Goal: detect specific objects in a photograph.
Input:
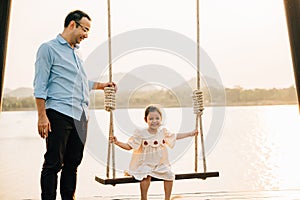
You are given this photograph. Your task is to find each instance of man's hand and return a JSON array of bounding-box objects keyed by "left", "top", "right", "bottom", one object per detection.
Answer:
[
  {"left": 38, "top": 113, "right": 51, "bottom": 138},
  {"left": 104, "top": 82, "right": 117, "bottom": 92},
  {"left": 94, "top": 82, "right": 117, "bottom": 91},
  {"left": 35, "top": 98, "right": 51, "bottom": 138}
]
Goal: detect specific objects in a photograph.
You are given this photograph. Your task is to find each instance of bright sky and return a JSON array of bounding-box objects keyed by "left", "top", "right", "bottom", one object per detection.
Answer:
[{"left": 4, "top": 0, "right": 295, "bottom": 90}]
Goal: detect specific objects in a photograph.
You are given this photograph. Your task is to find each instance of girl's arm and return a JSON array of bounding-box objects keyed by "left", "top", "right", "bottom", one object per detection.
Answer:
[
  {"left": 110, "top": 136, "right": 132, "bottom": 150},
  {"left": 176, "top": 129, "right": 198, "bottom": 140}
]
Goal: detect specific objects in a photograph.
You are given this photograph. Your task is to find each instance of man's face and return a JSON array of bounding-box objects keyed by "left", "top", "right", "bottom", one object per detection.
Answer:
[{"left": 74, "top": 17, "right": 91, "bottom": 44}]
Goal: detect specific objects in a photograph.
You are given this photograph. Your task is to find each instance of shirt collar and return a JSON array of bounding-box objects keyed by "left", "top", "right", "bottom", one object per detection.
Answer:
[{"left": 56, "top": 34, "right": 80, "bottom": 49}]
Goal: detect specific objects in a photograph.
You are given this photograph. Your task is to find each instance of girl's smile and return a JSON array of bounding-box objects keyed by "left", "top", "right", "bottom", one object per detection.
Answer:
[{"left": 146, "top": 111, "right": 162, "bottom": 133}]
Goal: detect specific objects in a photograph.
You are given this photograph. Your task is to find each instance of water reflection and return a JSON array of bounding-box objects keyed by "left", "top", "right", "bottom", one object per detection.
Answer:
[
  {"left": 237, "top": 106, "right": 300, "bottom": 191},
  {"left": 1, "top": 106, "right": 300, "bottom": 199}
]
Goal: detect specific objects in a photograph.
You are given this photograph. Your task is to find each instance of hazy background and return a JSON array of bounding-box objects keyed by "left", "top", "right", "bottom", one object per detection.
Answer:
[{"left": 4, "top": 0, "right": 295, "bottom": 90}]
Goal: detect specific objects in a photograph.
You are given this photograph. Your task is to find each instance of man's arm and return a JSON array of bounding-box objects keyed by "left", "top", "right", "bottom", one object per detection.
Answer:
[
  {"left": 92, "top": 82, "right": 117, "bottom": 91},
  {"left": 35, "top": 98, "right": 51, "bottom": 138}
]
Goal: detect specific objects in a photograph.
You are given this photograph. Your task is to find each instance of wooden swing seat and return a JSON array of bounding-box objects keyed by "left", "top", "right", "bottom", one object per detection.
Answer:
[{"left": 95, "top": 171, "right": 219, "bottom": 185}]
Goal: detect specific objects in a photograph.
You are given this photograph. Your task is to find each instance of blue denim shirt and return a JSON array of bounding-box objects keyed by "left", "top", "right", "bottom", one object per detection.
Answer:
[{"left": 34, "top": 34, "right": 94, "bottom": 120}]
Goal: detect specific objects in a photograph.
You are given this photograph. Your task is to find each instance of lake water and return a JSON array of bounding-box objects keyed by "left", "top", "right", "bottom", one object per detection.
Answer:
[{"left": 0, "top": 105, "right": 300, "bottom": 199}]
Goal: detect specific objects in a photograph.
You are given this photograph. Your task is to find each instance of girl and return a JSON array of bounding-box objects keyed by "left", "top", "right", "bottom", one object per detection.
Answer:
[{"left": 110, "top": 105, "right": 198, "bottom": 200}]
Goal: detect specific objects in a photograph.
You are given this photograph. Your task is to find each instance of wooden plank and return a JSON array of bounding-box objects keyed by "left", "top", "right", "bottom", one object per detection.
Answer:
[
  {"left": 175, "top": 172, "right": 219, "bottom": 180},
  {"left": 95, "top": 172, "right": 219, "bottom": 185}
]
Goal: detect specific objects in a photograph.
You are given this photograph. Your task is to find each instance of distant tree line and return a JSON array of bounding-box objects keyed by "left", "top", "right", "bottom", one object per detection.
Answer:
[
  {"left": 2, "top": 86, "right": 297, "bottom": 111},
  {"left": 225, "top": 86, "right": 297, "bottom": 105},
  {"left": 2, "top": 96, "right": 36, "bottom": 111}
]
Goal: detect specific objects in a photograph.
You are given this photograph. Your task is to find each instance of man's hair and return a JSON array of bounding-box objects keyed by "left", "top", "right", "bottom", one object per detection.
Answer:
[{"left": 64, "top": 10, "right": 91, "bottom": 27}]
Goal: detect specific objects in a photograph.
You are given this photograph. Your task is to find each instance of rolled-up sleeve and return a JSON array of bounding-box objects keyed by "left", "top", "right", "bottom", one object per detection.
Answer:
[
  {"left": 33, "top": 43, "right": 53, "bottom": 99},
  {"left": 88, "top": 80, "right": 95, "bottom": 90}
]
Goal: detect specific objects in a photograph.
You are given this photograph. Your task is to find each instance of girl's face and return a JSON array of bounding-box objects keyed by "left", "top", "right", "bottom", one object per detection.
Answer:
[{"left": 145, "top": 111, "right": 162, "bottom": 131}]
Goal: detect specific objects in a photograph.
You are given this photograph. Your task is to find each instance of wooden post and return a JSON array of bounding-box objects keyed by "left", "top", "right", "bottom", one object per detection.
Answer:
[
  {"left": 283, "top": 0, "right": 300, "bottom": 112},
  {"left": 0, "top": 0, "right": 12, "bottom": 111}
]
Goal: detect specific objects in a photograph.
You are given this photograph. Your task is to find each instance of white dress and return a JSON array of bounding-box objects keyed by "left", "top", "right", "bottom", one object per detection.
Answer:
[{"left": 126, "top": 126, "right": 176, "bottom": 181}]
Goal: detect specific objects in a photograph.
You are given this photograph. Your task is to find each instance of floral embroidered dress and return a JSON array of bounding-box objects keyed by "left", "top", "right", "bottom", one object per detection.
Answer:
[{"left": 126, "top": 126, "right": 176, "bottom": 181}]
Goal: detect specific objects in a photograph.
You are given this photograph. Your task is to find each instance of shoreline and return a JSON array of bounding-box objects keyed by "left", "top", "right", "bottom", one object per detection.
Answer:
[{"left": 1, "top": 102, "right": 298, "bottom": 112}]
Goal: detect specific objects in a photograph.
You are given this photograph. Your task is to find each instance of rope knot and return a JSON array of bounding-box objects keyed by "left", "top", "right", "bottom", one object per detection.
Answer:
[
  {"left": 104, "top": 86, "right": 116, "bottom": 111},
  {"left": 192, "top": 89, "right": 204, "bottom": 115}
]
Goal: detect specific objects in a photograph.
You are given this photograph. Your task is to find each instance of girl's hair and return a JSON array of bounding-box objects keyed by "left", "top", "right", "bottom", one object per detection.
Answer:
[
  {"left": 64, "top": 10, "right": 91, "bottom": 27},
  {"left": 144, "top": 105, "right": 162, "bottom": 121}
]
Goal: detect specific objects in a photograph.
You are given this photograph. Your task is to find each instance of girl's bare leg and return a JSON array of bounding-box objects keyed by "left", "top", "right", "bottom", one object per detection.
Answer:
[
  {"left": 164, "top": 180, "right": 173, "bottom": 200},
  {"left": 140, "top": 176, "right": 151, "bottom": 200}
]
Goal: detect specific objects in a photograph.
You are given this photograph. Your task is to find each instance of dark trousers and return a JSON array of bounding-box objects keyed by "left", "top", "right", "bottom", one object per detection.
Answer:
[{"left": 41, "top": 109, "right": 87, "bottom": 200}]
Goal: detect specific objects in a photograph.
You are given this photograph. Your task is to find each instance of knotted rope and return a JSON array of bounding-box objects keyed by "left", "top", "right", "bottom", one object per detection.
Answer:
[
  {"left": 192, "top": 89, "right": 204, "bottom": 115},
  {"left": 104, "top": 87, "right": 116, "bottom": 111}
]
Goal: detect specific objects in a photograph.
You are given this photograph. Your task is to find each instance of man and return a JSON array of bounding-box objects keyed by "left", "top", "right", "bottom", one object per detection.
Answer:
[{"left": 33, "top": 10, "right": 116, "bottom": 200}]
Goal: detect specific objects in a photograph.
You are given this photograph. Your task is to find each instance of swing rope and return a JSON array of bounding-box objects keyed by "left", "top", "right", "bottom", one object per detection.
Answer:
[
  {"left": 192, "top": 0, "right": 207, "bottom": 174},
  {"left": 104, "top": 0, "right": 206, "bottom": 180},
  {"left": 105, "top": 0, "right": 116, "bottom": 179}
]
